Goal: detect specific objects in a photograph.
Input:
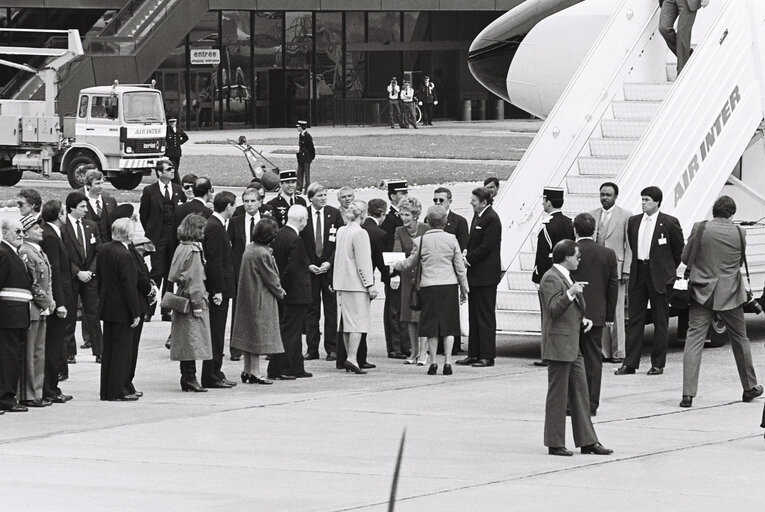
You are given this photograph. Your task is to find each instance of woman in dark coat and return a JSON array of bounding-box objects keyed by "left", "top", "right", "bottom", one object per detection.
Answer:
[
  {"left": 231, "top": 218, "right": 285, "bottom": 385},
  {"left": 168, "top": 214, "right": 212, "bottom": 392}
]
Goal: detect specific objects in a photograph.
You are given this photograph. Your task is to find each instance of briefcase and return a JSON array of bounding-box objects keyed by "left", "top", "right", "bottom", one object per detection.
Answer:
[{"left": 160, "top": 292, "right": 190, "bottom": 314}]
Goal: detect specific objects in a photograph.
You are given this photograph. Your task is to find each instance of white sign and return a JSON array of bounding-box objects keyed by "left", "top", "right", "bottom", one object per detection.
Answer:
[{"left": 190, "top": 49, "right": 220, "bottom": 65}]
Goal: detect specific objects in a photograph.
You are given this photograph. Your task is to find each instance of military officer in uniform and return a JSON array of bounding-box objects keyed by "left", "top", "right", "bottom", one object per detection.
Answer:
[
  {"left": 164, "top": 117, "right": 189, "bottom": 184},
  {"left": 268, "top": 170, "right": 307, "bottom": 227},
  {"left": 296, "top": 120, "right": 315, "bottom": 194},
  {"left": 532, "top": 187, "right": 574, "bottom": 367}
]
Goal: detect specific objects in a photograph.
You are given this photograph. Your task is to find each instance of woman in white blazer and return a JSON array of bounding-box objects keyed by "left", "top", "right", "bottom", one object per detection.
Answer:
[{"left": 333, "top": 201, "right": 378, "bottom": 374}]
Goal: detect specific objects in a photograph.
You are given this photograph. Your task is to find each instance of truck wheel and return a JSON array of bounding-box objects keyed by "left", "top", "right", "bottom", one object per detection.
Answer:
[
  {"left": 0, "top": 164, "right": 22, "bottom": 186},
  {"left": 108, "top": 173, "right": 143, "bottom": 190},
  {"left": 706, "top": 318, "right": 728, "bottom": 348},
  {"left": 68, "top": 155, "right": 98, "bottom": 189}
]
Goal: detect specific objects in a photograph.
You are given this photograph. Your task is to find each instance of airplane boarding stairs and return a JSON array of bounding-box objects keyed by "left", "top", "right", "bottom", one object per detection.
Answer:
[{"left": 493, "top": 0, "right": 765, "bottom": 335}]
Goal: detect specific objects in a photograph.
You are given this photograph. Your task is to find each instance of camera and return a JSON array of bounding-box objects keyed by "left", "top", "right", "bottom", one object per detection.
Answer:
[{"left": 743, "top": 289, "right": 763, "bottom": 315}]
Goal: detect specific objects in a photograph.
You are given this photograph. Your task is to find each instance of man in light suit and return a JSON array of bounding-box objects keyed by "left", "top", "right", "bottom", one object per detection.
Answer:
[
  {"left": 679, "top": 196, "right": 761, "bottom": 407},
  {"left": 78, "top": 168, "right": 117, "bottom": 243},
  {"left": 659, "top": 0, "right": 709, "bottom": 75},
  {"left": 540, "top": 240, "right": 612, "bottom": 456},
  {"left": 616, "top": 186, "right": 684, "bottom": 376},
  {"left": 571, "top": 213, "right": 618, "bottom": 416},
  {"left": 590, "top": 182, "right": 632, "bottom": 364}
]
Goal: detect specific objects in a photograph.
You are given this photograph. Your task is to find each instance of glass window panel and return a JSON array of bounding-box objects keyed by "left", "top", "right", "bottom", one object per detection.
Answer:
[
  {"left": 345, "top": 51, "right": 366, "bottom": 99},
  {"left": 254, "top": 11, "right": 283, "bottom": 68},
  {"left": 403, "top": 12, "right": 429, "bottom": 43},
  {"left": 368, "top": 12, "right": 400, "bottom": 44},
  {"left": 346, "top": 12, "right": 365, "bottom": 43},
  {"left": 316, "top": 12, "right": 343, "bottom": 97},
  {"left": 431, "top": 12, "right": 459, "bottom": 41},
  {"left": 285, "top": 12, "right": 312, "bottom": 45},
  {"left": 222, "top": 11, "right": 252, "bottom": 125}
]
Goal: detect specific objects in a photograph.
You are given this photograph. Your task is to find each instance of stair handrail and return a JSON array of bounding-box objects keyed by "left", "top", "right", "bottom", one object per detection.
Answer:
[
  {"left": 614, "top": 0, "right": 764, "bottom": 232},
  {"left": 130, "top": 0, "right": 181, "bottom": 48},
  {"left": 493, "top": 0, "right": 661, "bottom": 275},
  {"left": 101, "top": 0, "right": 149, "bottom": 37}
]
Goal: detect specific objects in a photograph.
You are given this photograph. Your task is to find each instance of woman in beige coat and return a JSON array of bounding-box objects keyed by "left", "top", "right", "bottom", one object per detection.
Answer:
[
  {"left": 333, "top": 201, "right": 378, "bottom": 374},
  {"left": 231, "top": 218, "right": 285, "bottom": 385},
  {"left": 168, "top": 214, "right": 212, "bottom": 392}
]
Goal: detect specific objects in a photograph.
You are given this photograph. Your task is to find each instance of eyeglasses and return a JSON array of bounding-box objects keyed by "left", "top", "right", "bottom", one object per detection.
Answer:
[
  {"left": 9, "top": 229, "right": 22, "bottom": 235},
  {"left": 182, "top": 184, "right": 194, "bottom": 190},
  {"left": 433, "top": 198, "right": 446, "bottom": 204}
]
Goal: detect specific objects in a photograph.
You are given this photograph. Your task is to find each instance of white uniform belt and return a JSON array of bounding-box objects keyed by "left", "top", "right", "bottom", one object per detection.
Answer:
[{"left": 0, "top": 287, "right": 33, "bottom": 302}]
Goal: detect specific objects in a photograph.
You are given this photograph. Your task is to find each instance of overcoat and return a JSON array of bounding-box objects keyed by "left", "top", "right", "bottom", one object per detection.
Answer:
[{"left": 168, "top": 242, "right": 212, "bottom": 361}]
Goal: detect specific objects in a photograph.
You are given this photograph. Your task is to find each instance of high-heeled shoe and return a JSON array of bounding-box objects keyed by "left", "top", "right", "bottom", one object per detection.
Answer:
[
  {"left": 241, "top": 372, "right": 251, "bottom": 384},
  {"left": 344, "top": 361, "right": 367, "bottom": 375},
  {"left": 180, "top": 377, "right": 207, "bottom": 392},
  {"left": 417, "top": 360, "right": 427, "bottom": 366},
  {"left": 427, "top": 363, "right": 438, "bottom": 375},
  {"left": 443, "top": 364, "right": 453, "bottom": 376},
  {"left": 404, "top": 357, "right": 416, "bottom": 365}
]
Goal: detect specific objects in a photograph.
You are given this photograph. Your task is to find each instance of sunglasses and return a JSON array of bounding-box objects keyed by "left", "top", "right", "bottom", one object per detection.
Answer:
[
  {"left": 433, "top": 198, "right": 447, "bottom": 203},
  {"left": 8, "top": 228, "right": 22, "bottom": 235},
  {"left": 182, "top": 184, "right": 194, "bottom": 190}
]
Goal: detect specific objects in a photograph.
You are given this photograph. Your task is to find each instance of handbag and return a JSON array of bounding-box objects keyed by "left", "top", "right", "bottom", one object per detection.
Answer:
[
  {"left": 160, "top": 292, "right": 190, "bottom": 314},
  {"left": 738, "top": 226, "right": 763, "bottom": 315},
  {"left": 408, "top": 233, "right": 427, "bottom": 311},
  {"left": 666, "top": 221, "right": 707, "bottom": 309}
]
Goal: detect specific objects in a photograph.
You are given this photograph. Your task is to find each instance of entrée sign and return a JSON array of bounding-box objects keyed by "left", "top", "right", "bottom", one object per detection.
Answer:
[{"left": 190, "top": 49, "right": 220, "bottom": 65}]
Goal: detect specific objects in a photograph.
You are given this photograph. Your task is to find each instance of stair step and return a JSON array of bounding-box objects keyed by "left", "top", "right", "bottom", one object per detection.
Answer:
[
  {"left": 566, "top": 175, "right": 616, "bottom": 195},
  {"left": 589, "top": 138, "right": 638, "bottom": 158},
  {"left": 497, "top": 290, "right": 541, "bottom": 311},
  {"left": 497, "top": 310, "right": 541, "bottom": 333},
  {"left": 623, "top": 82, "right": 672, "bottom": 101},
  {"left": 562, "top": 193, "right": 600, "bottom": 214},
  {"left": 578, "top": 157, "right": 627, "bottom": 175},
  {"left": 518, "top": 251, "right": 535, "bottom": 272},
  {"left": 666, "top": 62, "right": 678, "bottom": 82},
  {"left": 601, "top": 119, "right": 650, "bottom": 138},
  {"left": 505, "top": 270, "right": 537, "bottom": 291},
  {"left": 612, "top": 101, "right": 662, "bottom": 120}
]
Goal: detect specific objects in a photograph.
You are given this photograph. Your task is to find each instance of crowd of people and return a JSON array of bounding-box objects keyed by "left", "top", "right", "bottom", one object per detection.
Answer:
[{"left": 0, "top": 161, "right": 762, "bottom": 455}]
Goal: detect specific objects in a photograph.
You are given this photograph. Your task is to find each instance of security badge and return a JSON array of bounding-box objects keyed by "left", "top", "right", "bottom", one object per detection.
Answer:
[
  {"left": 90, "top": 234, "right": 97, "bottom": 244},
  {"left": 658, "top": 233, "right": 667, "bottom": 246},
  {"left": 328, "top": 225, "right": 337, "bottom": 243}
]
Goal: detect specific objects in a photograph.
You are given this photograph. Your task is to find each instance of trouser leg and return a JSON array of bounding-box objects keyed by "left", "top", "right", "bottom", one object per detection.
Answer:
[
  {"left": 321, "top": 275, "right": 337, "bottom": 355},
  {"left": 569, "top": 353, "right": 599, "bottom": 447},
  {"left": 625, "top": 266, "right": 650, "bottom": 369},
  {"left": 675, "top": 0, "right": 697, "bottom": 73},
  {"left": 580, "top": 326, "right": 603, "bottom": 411},
  {"left": 202, "top": 298, "right": 228, "bottom": 385},
  {"left": 648, "top": 280, "right": 670, "bottom": 369},
  {"left": 81, "top": 279, "right": 102, "bottom": 357},
  {"left": 305, "top": 273, "right": 323, "bottom": 356},
  {"left": 544, "top": 361, "right": 570, "bottom": 448},
  {"left": 659, "top": 0, "right": 679, "bottom": 56},
  {"left": 718, "top": 306, "right": 758, "bottom": 391},
  {"left": 682, "top": 300, "right": 711, "bottom": 397},
  {"left": 43, "top": 314, "right": 66, "bottom": 398}
]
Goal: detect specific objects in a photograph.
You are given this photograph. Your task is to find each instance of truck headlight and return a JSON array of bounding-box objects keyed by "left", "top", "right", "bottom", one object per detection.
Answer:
[
  {"left": 160, "top": 145, "right": 166, "bottom": 153},
  {"left": 125, "top": 146, "right": 134, "bottom": 154}
]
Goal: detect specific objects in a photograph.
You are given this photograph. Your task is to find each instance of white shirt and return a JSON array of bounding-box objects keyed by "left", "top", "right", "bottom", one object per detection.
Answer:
[
  {"left": 49, "top": 223, "right": 61, "bottom": 239},
  {"left": 477, "top": 205, "right": 490, "bottom": 218},
  {"left": 637, "top": 211, "right": 659, "bottom": 260},
  {"left": 553, "top": 263, "right": 576, "bottom": 302},
  {"left": 387, "top": 84, "right": 400, "bottom": 100},
  {"left": 281, "top": 192, "right": 296, "bottom": 205},
  {"left": 85, "top": 188, "right": 103, "bottom": 214},
  {"left": 68, "top": 214, "right": 87, "bottom": 253},
  {"left": 400, "top": 87, "right": 415, "bottom": 102},
  {"left": 160, "top": 182, "right": 173, "bottom": 199},
  {"left": 2, "top": 240, "right": 18, "bottom": 254},
  {"left": 212, "top": 212, "right": 227, "bottom": 229},
  {"left": 600, "top": 206, "right": 613, "bottom": 225},
  {"left": 245, "top": 211, "right": 261, "bottom": 245},
  {"left": 286, "top": 223, "right": 300, "bottom": 236}
]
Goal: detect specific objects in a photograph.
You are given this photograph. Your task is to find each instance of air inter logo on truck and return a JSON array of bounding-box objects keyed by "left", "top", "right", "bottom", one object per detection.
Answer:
[
  {"left": 127, "top": 126, "right": 164, "bottom": 137},
  {"left": 674, "top": 85, "right": 740, "bottom": 204}
]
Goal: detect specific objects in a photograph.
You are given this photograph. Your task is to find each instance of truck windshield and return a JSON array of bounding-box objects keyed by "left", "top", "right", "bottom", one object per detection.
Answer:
[{"left": 123, "top": 91, "right": 165, "bottom": 123}]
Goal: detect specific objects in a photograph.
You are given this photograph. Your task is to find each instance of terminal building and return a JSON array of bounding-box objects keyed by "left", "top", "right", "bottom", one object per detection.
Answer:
[{"left": 0, "top": 1, "right": 525, "bottom": 129}]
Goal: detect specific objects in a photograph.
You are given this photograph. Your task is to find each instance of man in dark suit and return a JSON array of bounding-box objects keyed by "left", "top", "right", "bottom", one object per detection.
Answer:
[
  {"left": 301, "top": 182, "right": 344, "bottom": 361},
  {"left": 616, "top": 186, "right": 684, "bottom": 376},
  {"left": 571, "top": 213, "right": 618, "bottom": 415},
  {"left": 268, "top": 170, "right": 307, "bottom": 227},
  {"left": 418, "top": 75, "right": 438, "bottom": 126},
  {"left": 139, "top": 160, "right": 186, "bottom": 321},
  {"left": 268, "top": 205, "right": 312, "bottom": 380},
  {"left": 61, "top": 191, "right": 103, "bottom": 366},
  {"left": 202, "top": 191, "right": 238, "bottom": 389},
  {"left": 433, "top": 186, "right": 469, "bottom": 354},
  {"left": 296, "top": 120, "right": 315, "bottom": 193},
  {"left": 457, "top": 187, "right": 502, "bottom": 367},
  {"left": 336, "top": 198, "right": 389, "bottom": 370},
  {"left": 0, "top": 219, "right": 34, "bottom": 413},
  {"left": 540, "top": 240, "right": 612, "bottom": 457},
  {"left": 39, "top": 200, "right": 74, "bottom": 404},
  {"left": 165, "top": 117, "right": 189, "bottom": 183},
  {"left": 96, "top": 218, "right": 142, "bottom": 401},
  {"left": 78, "top": 168, "right": 117, "bottom": 242},
  {"left": 379, "top": 179, "right": 410, "bottom": 359},
  {"left": 679, "top": 196, "right": 761, "bottom": 408},
  {"left": 173, "top": 177, "right": 213, "bottom": 231},
  {"left": 227, "top": 183, "right": 275, "bottom": 361}
]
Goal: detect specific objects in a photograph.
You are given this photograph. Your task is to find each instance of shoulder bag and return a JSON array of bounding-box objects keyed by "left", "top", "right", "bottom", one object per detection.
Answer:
[{"left": 738, "top": 226, "right": 763, "bottom": 315}]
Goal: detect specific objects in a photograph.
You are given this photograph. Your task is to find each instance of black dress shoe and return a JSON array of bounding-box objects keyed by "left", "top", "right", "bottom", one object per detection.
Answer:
[
  {"left": 614, "top": 366, "right": 635, "bottom": 375},
  {"left": 133, "top": 391, "right": 143, "bottom": 398},
  {"left": 206, "top": 380, "right": 234, "bottom": 389},
  {"left": 360, "top": 362, "right": 376, "bottom": 369},
  {"left": 20, "top": 399, "right": 47, "bottom": 408},
  {"left": 2, "top": 404, "right": 29, "bottom": 412},
  {"left": 611, "top": 357, "right": 624, "bottom": 364},
  {"left": 590, "top": 408, "right": 597, "bottom": 417},
  {"left": 241, "top": 372, "right": 251, "bottom": 383},
  {"left": 472, "top": 359, "right": 494, "bottom": 367},
  {"left": 303, "top": 352, "right": 320, "bottom": 360},
  {"left": 67, "top": 356, "right": 76, "bottom": 364},
  {"left": 161, "top": 314, "right": 172, "bottom": 322},
  {"left": 326, "top": 353, "right": 337, "bottom": 361},
  {"left": 533, "top": 360, "right": 548, "bottom": 367},
  {"left": 443, "top": 364, "right": 453, "bottom": 376},
  {"left": 647, "top": 366, "right": 664, "bottom": 375},
  {"left": 548, "top": 447, "right": 573, "bottom": 457},
  {"left": 250, "top": 376, "right": 273, "bottom": 385},
  {"left": 679, "top": 395, "right": 693, "bottom": 408},
  {"left": 268, "top": 374, "right": 297, "bottom": 380},
  {"left": 180, "top": 378, "right": 206, "bottom": 392},
  {"left": 581, "top": 443, "right": 613, "bottom": 455},
  {"left": 109, "top": 394, "right": 139, "bottom": 402},
  {"left": 80, "top": 342, "right": 91, "bottom": 349},
  {"left": 456, "top": 357, "right": 478, "bottom": 366},
  {"left": 221, "top": 378, "right": 238, "bottom": 387},
  {"left": 427, "top": 363, "right": 438, "bottom": 375},
  {"left": 388, "top": 351, "right": 407, "bottom": 360},
  {"left": 295, "top": 371, "right": 313, "bottom": 378},
  {"left": 743, "top": 385, "right": 764, "bottom": 402}
]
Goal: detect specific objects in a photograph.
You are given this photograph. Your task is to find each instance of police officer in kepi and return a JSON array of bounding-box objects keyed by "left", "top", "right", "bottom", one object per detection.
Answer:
[
  {"left": 267, "top": 169, "right": 307, "bottom": 227},
  {"left": 164, "top": 117, "right": 189, "bottom": 184},
  {"left": 296, "top": 120, "right": 315, "bottom": 194}
]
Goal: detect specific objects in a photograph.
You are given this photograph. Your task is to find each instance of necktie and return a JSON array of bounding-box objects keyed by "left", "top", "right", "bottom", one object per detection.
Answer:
[
  {"left": 471, "top": 215, "right": 478, "bottom": 232},
  {"left": 164, "top": 185, "right": 171, "bottom": 201},
  {"left": 315, "top": 210, "right": 323, "bottom": 257},
  {"left": 96, "top": 199, "right": 102, "bottom": 217},
  {"left": 596, "top": 211, "right": 610, "bottom": 245},
  {"left": 640, "top": 217, "right": 653, "bottom": 259},
  {"left": 290, "top": 197, "right": 294, "bottom": 207},
  {"left": 76, "top": 220, "right": 86, "bottom": 253},
  {"left": 249, "top": 216, "right": 255, "bottom": 244}
]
